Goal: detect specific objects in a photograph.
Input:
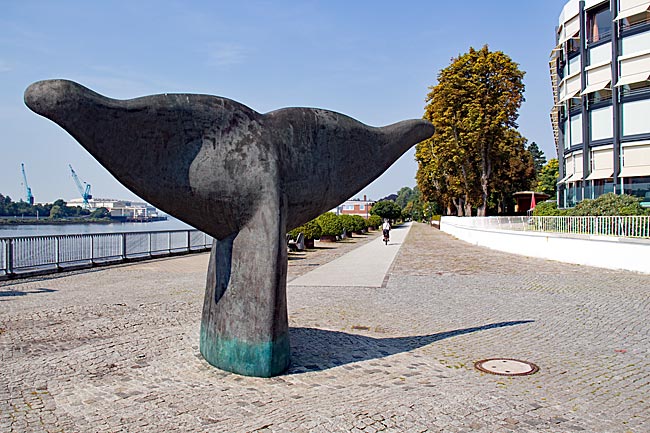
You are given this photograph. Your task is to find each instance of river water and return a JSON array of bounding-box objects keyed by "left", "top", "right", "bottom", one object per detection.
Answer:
[{"left": 0, "top": 216, "right": 194, "bottom": 238}]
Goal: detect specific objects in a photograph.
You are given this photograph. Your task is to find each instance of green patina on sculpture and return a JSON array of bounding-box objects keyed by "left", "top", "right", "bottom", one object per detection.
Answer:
[
  {"left": 24, "top": 79, "right": 434, "bottom": 377},
  {"left": 200, "top": 330, "right": 290, "bottom": 378}
]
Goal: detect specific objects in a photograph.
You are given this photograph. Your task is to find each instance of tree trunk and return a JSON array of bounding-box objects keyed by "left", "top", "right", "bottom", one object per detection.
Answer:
[
  {"left": 452, "top": 197, "right": 464, "bottom": 216},
  {"left": 464, "top": 194, "right": 472, "bottom": 217}
]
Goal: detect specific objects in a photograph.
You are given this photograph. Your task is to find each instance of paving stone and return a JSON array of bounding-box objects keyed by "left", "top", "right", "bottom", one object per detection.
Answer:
[{"left": 1, "top": 224, "right": 649, "bottom": 432}]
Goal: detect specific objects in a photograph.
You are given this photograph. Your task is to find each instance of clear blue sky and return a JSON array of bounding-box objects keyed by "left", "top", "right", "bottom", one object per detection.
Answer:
[{"left": 1, "top": 0, "right": 568, "bottom": 204}]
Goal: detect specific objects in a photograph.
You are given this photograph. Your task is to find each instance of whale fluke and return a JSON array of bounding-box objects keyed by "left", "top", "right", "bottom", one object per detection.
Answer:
[{"left": 25, "top": 79, "right": 434, "bottom": 377}]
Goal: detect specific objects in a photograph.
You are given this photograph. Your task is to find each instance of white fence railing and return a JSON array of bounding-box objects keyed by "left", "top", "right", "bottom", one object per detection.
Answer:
[
  {"left": 444, "top": 216, "right": 650, "bottom": 239},
  {"left": 0, "top": 229, "right": 213, "bottom": 279}
]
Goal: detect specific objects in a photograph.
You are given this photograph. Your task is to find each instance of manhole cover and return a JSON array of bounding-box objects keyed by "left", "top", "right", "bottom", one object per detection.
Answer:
[{"left": 474, "top": 358, "right": 539, "bottom": 376}]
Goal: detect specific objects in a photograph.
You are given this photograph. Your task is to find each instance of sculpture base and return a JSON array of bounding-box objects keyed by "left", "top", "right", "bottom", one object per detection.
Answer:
[{"left": 200, "top": 330, "right": 290, "bottom": 377}]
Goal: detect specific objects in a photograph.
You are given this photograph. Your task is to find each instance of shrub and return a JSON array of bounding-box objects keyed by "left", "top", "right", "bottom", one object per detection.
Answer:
[
  {"left": 569, "top": 193, "right": 646, "bottom": 216},
  {"left": 316, "top": 212, "right": 343, "bottom": 236},
  {"left": 532, "top": 201, "right": 564, "bottom": 216},
  {"left": 532, "top": 193, "right": 647, "bottom": 216},
  {"left": 339, "top": 214, "right": 367, "bottom": 234},
  {"left": 351, "top": 215, "right": 367, "bottom": 232},
  {"left": 288, "top": 218, "right": 321, "bottom": 240},
  {"left": 338, "top": 214, "right": 356, "bottom": 235},
  {"left": 367, "top": 214, "right": 382, "bottom": 229}
]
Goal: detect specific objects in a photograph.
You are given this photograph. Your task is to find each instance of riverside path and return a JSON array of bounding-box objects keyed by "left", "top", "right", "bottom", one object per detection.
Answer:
[{"left": 1, "top": 222, "right": 650, "bottom": 432}]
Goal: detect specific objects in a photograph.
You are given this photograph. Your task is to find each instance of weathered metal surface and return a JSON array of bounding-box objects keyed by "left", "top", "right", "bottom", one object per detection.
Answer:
[{"left": 24, "top": 79, "right": 434, "bottom": 376}]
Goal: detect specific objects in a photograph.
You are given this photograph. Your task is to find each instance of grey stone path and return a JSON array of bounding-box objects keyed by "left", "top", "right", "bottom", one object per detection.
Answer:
[
  {"left": 289, "top": 223, "right": 411, "bottom": 287},
  {"left": 1, "top": 223, "right": 650, "bottom": 432}
]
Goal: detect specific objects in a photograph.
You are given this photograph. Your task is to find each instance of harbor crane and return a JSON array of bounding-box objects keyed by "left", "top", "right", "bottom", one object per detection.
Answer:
[
  {"left": 21, "top": 163, "right": 34, "bottom": 205},
  {"left": 69, "top": 164, "right": 92, "bottom": 208}
]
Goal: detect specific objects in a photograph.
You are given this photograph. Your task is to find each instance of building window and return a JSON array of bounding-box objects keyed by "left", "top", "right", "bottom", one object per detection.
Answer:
[
  {"left": 588, "top": 6, "right": 612, "bottom": 43},
  {"left": 359, "top": 204, "right": 365, "bottom": 210},
  {"left": 593, "top": 179, "right": 615, "bottom": 198},
  {"left": 590, "top": 105, "right": 614, "bottom": 141},
  {"left": 620, "top": 80, "right": 650, "bottom": 98},
  {"left": 570, "top": 113, "right": 583, "bottom": 146},
  {"left": 621, "top": 11, "right": 650, "bottom": 32},
  {"left": 568, "top": 54, "right": 582, "bottom": 76},
  {"left": 588, "top": 42, "right": 612, "bottom": 65},
  {"left": 345, "top": 205, "right": 354, "bottom": 210},
  {"left": 621, "top": 29, "right": 650, "bottom": 55},
  {"left": 587, "top": 88, "right": 612, "bottom": 105},
  {"left": 567, "top": 37, "right": 581, "bottom": 56},
  {"left": 622, "top": 99, "right": 650, "bottom": 136},
  {"left": 623, "top": 176, "right": 650, "bottom": 199}
]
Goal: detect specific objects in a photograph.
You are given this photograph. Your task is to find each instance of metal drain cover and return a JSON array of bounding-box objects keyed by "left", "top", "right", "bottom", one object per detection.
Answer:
[{"left": 475, "top": 358, "right": 539, "bottom": 376}]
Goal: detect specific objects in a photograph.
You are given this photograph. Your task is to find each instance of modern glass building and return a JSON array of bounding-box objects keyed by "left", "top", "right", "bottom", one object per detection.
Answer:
[{"left": 550, "top": 0, "right": 650, "bottom": 207}]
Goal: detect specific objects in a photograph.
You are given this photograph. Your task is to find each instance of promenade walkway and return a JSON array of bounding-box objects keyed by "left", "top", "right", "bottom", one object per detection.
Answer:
[
  {"left": 1, "top": 223, "right": 650, "bottom": 432},
  {"left": 289, "top": 223, "right": 411, "bottom": 287}
]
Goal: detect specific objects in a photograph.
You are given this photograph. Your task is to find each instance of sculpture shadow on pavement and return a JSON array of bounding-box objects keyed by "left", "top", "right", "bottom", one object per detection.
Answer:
[{"left": 287, "top": 320, "right": 535, "bottom": 374}]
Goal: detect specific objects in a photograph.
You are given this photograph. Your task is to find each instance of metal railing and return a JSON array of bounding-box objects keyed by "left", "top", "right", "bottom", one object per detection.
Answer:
[
  {"left": 0, "top": 229, "right": 213, "bottom": 279},
  {"left": 445, "top": 216, "right": 650, "bottom": 239}
]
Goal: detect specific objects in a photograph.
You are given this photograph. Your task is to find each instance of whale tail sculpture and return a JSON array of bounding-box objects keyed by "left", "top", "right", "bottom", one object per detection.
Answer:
[{"left": 25, "top": 79, "right": 434, "bottom": 377}]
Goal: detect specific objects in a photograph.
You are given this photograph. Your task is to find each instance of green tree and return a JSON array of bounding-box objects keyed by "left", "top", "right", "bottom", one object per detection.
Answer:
[
  {"left": 489, "top": 129, "right": 535, "bottom": 214},
  {"left": 417, "top": 45, "right": 527, "bottom": 216},
  {"left": 527, "top": 142, "right": 547, "bottom": 176},
  {"left": 90, "top": 207, "right": 110, "bottom": 218},
  {"left": 537, "top": 159, "right": 559, "bottom": 197},
  {"left": 370, "top": 200, "right": 402, "bottom": 221},
  {"left": 49, "top": 205, "right": 65, "bottom": 219},
  {"left": 395, "top": 187, "right": 415, "bottom": 209}
]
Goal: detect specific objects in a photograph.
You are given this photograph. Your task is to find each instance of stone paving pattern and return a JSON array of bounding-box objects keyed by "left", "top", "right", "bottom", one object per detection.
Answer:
[{"left": 1, "top": 223, "right": 649, "bottom": 432}]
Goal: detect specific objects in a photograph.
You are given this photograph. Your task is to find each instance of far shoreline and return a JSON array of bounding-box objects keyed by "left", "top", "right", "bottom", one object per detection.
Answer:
[{"left": 0, "top": 218, "right": 113, "bottom": 226}]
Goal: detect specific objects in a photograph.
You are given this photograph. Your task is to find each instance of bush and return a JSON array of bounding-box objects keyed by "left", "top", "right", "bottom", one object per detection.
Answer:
[
  {"left": 288, "top": 218, "right": 322, "bottom": 240},
  {"left": 367, "top": 214, "right": 382, "bottom": 229},
  {"left": 570, "top": 193, "right": 646, "bottom": 216},
  {"left": 351, "top": 215, "right": 367, "bottom": 232},
  {"left": 533, "top": 193, "right": 647, "bottom": 216},
  {"left": 339, "top": 214, "right": 367, "bottom": 234},
  {"left": 532, "top": 201, "right": 565, "bottom": 216},
  {"left": 338, "top": 214, "right": 356, "bottom": 235},
  {"left": 316, "top": 212, "right": 343, "bottom": 236}
]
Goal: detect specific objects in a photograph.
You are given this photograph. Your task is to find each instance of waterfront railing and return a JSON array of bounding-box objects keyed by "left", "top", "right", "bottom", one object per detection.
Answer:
[
  {"left": 444, "top": 216, "right": 650, "bottom": 239},
  {"left": 0, "top": 229, "right": 213, "bottom": 279}
]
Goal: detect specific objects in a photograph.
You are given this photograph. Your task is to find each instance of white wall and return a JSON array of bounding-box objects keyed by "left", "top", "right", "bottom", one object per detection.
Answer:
[{"left": 441, "top": 217, "right": 650, "bottom": 274}]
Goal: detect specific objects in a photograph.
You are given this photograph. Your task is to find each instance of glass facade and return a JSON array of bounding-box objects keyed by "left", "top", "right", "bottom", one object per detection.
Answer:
[
  {"left": 623, "top": 176, "right": 650, "bottom": 199},
  {"left": 553, "top": 0, "right": 650, "bottom": 207},
  {"left": 588, "top": 6, "right": 612, "bottom": 43}
]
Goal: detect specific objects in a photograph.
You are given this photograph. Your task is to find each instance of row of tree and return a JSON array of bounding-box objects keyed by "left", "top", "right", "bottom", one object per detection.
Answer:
[
  {"left": 0, "top": 194, "right": 109, "bottom": 219},
  {"left": 289, "top": 212, "right": 386, "bottom": 245},
  {"left": 415, "top": 45, "right": 558, "bottom": 216}
]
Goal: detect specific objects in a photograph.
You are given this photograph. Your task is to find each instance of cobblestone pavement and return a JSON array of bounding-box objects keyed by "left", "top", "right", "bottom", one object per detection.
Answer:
[{"left": 1, "top": 223, "right": 649, "bottom": 432}]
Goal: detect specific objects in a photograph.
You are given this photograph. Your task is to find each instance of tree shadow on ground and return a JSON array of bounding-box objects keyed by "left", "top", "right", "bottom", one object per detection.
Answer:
[
  {"left": 287, "top": 320, "right": 534, "bottom": 374},
  {"left": 0, "top": 287, "right": 57, "bottom": 300}
]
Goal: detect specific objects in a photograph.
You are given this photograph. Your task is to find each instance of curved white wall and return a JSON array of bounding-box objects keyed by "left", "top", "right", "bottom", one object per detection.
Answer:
[{"left": 441, "top": 217, "right": 650, "bottom": 274}]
